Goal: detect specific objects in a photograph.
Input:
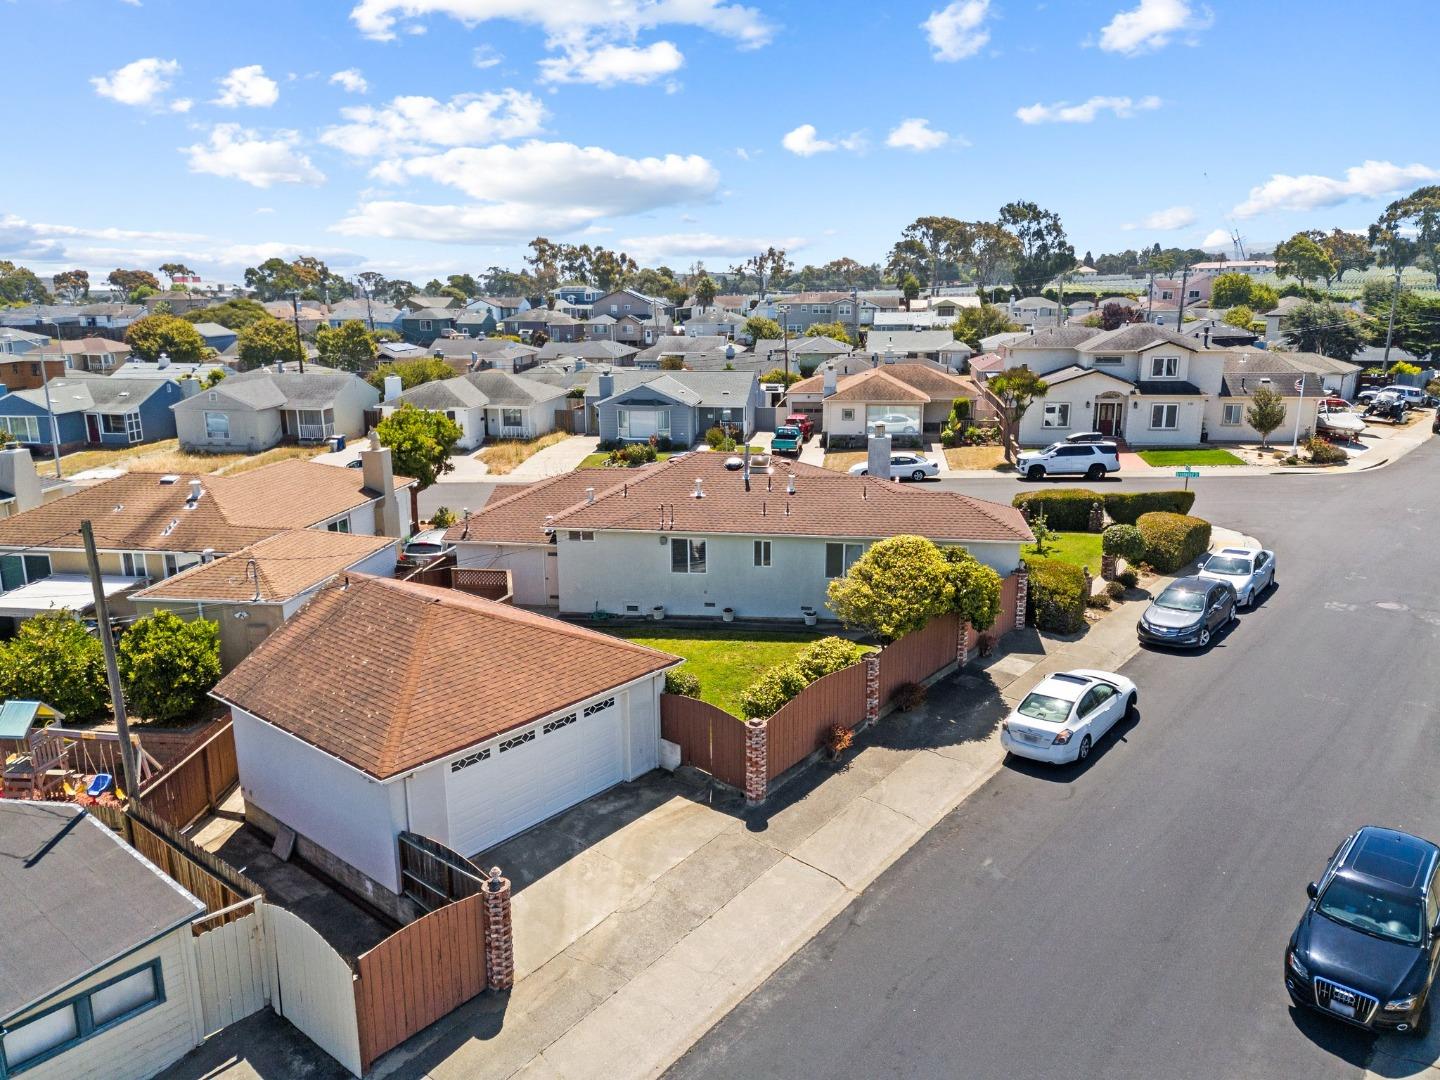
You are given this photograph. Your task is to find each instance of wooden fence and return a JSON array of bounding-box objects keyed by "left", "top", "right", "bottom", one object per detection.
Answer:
[
  {"left": 660, "top": 694, "right": 749, "bottom": 789},
  {"left": 398, "top": 831, "right": 488, "bottom": 911},
  {"left": 354, "top": 895, "right": 490, "bottom": 1073},
  {"left": 876, "top": 613, "right": 960, "bottom": 707},
  {"left": 138, "top": 720, "right": 239, "bottom": 830},
  {"left": 766, "top": 662, "right": 868, "bottom": 780},
  {"left": 451, "top": 567, "right": 513, "bottom": 602}
]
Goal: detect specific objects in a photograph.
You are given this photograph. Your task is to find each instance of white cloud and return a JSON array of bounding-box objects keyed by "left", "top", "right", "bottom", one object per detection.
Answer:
[
  {"left": 1234, "top": 160, "right": 1440, "bottom": 218},
  {"left": 0, "top": 215, "right": 67, "bottom": 260},
  {"left": 618, "top": 232, "right": 807, "bottom": 263},
  {"left": 1015, "top": 94, "right": 1161, "bottom": 124},
  {"left": 1121, "top": 206, "right": 1196, "bottom": 231},
  {"left": 538, "top": 41, "right": 684, "bottom": 86},
  {"left": 329, "top": 68, "right": 369, "bottom": 94},
  {"left": 886, "top": 118, "right": 952, "bottom": 151},
  {"left": 781, "top": 124, "right": 864, "bottom": 157},
  {"left": 213, "top": 65, "right": 280, "bottom": 108},
  {"left": 1098, "top": 0, "right": 1212, "bottom": 55},
  {"left": 182, "top": 125, "right": 325, "bottom": 188},
  {"left": 349, "top": 0, "right": 773, "bottom": 49},
  {"left": 472, "top": 45, "right": 504, "bottom": 68},
  {"left": 320, "top": 91, "right": 546, "bottom": 157},
  {"left": 922, "top": 0, "right": 991, "bottom": 62},
  {"left": 1200, "top": 228, "right": 1232, "bottom": 250},
  {"left": 90, "top": 57, "right": 180, "bottom": 107},
  {"left": 169, "top": 98, "right": 193, "bottom": 113}
]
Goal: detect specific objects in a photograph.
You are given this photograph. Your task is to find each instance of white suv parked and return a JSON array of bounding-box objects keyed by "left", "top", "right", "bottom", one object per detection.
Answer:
[{"left": 1017, "top": 442, "right": 1121, "bottom": 481}]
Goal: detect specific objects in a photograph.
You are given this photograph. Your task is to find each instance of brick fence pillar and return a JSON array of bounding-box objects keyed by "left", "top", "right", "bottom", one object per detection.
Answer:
[
  {"left": 482, "top": 867, "right": 515, "bottom": 991},
  {"left": 744, "top": 719, "right": 767, "bottom": 805},
  {"left": 957, "top": 619, "right": 972, "bottom": 668},
  {"left": 864, "top": 652, "right": 881, "bottom": 722},
  {"left": 1015, "top": 569, "right": 1029, "bottom": 628},
  {"left": 1101, "top": 553, "right": 1118, "bottom": 581},
  {"left": 1088, "top": 501, "right": 1105, "bottom": 532}
]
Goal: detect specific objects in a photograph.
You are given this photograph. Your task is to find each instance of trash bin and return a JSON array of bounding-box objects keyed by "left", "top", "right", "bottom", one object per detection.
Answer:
[{"left": 330, "top": 434, "right": 346, "bottom": 452}]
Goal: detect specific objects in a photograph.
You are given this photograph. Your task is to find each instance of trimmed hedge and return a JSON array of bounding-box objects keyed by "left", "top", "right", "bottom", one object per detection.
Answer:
[
  {"left": 737, "top": 636, "right": 868, "bottom": 719},
  {"left": 1136, "top": 512, "right": 1212, "bottom": 573},
  {"left": 1101, "top": 524, "right": 1146, "bottom": 561},
  {"left": 1103, "top": 489, "right": 1196, "bottom": 524},
  {"left": 1011, "top": 489, "right": 1100, "bottom": 531},
  {"left": 1022, "top": 555, "right": 1087, "bottom": 634}
]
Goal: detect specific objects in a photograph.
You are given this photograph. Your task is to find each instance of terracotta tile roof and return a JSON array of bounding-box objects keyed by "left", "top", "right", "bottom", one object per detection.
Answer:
[
  {"left": 132, "top": 530, "right": 396, "bottom": 603},
  {"left": 212, "top": 575, "right": 678, "bottom": 779},
  {"left": 553, "top": 454, "right": 1033, "bottom": 544},
  {"left": 0, "top": 460, "right": 410, "bottom": 555}
]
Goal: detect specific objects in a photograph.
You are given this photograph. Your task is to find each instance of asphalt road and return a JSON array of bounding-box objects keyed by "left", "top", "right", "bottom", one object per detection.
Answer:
[{"left": 668, "top": 444, "right": 1440, "bottom": 1080}]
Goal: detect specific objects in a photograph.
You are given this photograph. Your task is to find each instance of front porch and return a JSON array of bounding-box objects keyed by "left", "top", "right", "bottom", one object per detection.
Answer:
[{"left": 280, "top": 407, "right": 336, "bottom": 444}]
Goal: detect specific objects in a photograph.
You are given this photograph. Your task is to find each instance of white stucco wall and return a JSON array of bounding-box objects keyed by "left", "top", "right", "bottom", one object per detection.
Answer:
[
  {"left": 232, "top": 707, "right": 406, "bottom": 892},
  {"left": 452, "top": 541, "right": 553, "bottom": 606},
  {"left": 1203, "top": 395, "right": 1319, "bottom": 443}
]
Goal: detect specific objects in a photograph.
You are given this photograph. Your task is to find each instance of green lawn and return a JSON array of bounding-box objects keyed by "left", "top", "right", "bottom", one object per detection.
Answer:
[
  {"left": 1137, "top": 448, "right": 1245, "bottom": 467},
  {"left": 610, "top": 629, "right": 823, "bottom": 716},
  {"left": 1024, "top": 531, "right": 1104, "bottom": 576}
]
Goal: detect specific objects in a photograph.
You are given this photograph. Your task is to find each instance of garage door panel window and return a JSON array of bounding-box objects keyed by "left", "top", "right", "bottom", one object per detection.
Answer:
[
  {"left": 1042, "top": 403, "right": 1071, "bottom": 429},
  {"left": 450, "top": 748, "right": 490, "bottom": 772},
  {"left": 1150, "top": 404, "right": 1179, "bottom": 429},
  {"left": 498, "top": 730, "right": 536, "bottom": 753},
  {"left": 543, "top": 713, "right": 577, "bottom": 734}
]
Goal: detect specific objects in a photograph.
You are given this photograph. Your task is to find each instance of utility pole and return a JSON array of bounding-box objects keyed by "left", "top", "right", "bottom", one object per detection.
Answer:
[
  {"left": 1381, "top": 262, "right": 1404, "bottom": 366},
  {"left": 289, "top": 292, "right": 306, "bottom": 373},
  {"left": 357, "top": 276, "right": 375, "bottom": 333},
  {"left": 38, "top": 347, "right": 63, "bottom": 479},
  {"left": 1174, "top": 265, "right": 1191, "bottom": 329},
  {"left": 81, "top": 520, "right": 139, "bottom": 798}
]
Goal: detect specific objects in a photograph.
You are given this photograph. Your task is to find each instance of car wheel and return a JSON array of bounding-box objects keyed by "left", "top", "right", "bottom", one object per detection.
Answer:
[
  {"left": 911, "top": 469, "right": 926, "bottom": 481},
  {"left": 1086, "top": 464, "right": 1106, "bottom": 480},
  {"left": 1027, "top": 465, "right": 1045, "bottom": 481},
  {"left": 1076, "top": 734, "right": 1092, "bottom": 762},
  {"left": 1124, "top": 692, "right": 1137, "bottom": 721},
  {"left": 1198, "top": 627, "right": 1211, "bottom": 648}
]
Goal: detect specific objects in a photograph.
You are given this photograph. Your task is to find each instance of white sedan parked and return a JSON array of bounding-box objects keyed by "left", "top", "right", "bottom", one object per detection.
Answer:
[
  {"left": 1196, "top": 545, "right": 1276, "bottom": 608},
  {"left": 848, "top": 453, "right": 941, "bottom": 481},
  {"left": 1000, "top": 669, "right": 1138, "bottom": 764}
]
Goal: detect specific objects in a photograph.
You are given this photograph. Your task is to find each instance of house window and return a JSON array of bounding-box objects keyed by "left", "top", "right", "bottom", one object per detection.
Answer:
[
  {"left": 121, "top": 552, "right": 147, "bottom": 577},
  {"left": 326, "top": 517, "right": 351, "bottom": 533},
  {"left": 0, "top": 553, "right": 50, "bottom": 592},
  {"left": 1222, "top": 404, "right": 1244, "bottom": 425},
  {"left": 1150, "top": 356, "right": 1179, "bottom": 378},
  {"left": 825, "top": 542, "right": 865, "bottom": 579},
  {"left": 838, "top": 304, "right": 852, "bottom": 315},
  {"left": 566, "top": 530, "right": 594, "bottom": 541},
  {"left": 1150, "top": 403, "right": 1179, "bottom": 429},
  {"left": 419, "top": 320, "right": 433, "bottom": 331},
  {"left": 754, "top": 540, "right": 771, "bottom": 567},
  {"left": 1, "top": 960, "right": 163, "bottom": 1073},
  {"left": 203, "top": 411, "right": 230, "bottom": 441},
  {"left": 501, "top": 408, "right": 523, "bottom": 428},
  {"left": 1093, "top": 355, "right": 1122, "bottom": 366},
  {"left": 670, "top": 538, "right": 706, "bottom": 574},
  {"left": 787, "top": 324, "right": 802, "bottom": 333},
  {"left": 617, "top": 407, "right": 669, "bottom": 440},
  {"left": 840, "top": 408, "right": 855, "bottom": 422},
  {"left": 1042, "top": 403, "right": 1071, "bottom": 428},
  {"left": 163, "top": 553, "right": 201, "bottom": 577},
  {"left": 0, "top": 416, "right": 41, "bottom": 443}
]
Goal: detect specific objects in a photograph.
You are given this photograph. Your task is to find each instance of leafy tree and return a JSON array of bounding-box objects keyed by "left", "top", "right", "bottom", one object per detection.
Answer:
[
  {"left": 1319, "top": 229, "right": 1374, "bottom": 284},
  {"left": 951, "top": 304, "right": 1021, "bottom": 351},
  {"left": 900, "top": 273, "right": 921, "bottom": 309},
  {"left": 1274, "top": 232, "right": 1337, "bottom": 287},
  {"left": 1245, "top": 386, "right": 1287, "bottom": 447},
  {"left": 439, "top": 286, "right": 468, "bottom": 303},
  {"left": 1082, "top": 250, "right": 1095, "bottom": 269},
  {"left": 760, "top": 367, "right": 802, "bottom": 386},
  {"left": 805, "top": 321, "right": 852, "bottom": 344},
  {"left": 1098, "top": 301, "right": 1142, "bottom": 331},
  {"left": 158, "top": 262, "right": 194, "bottom": 283},
  {"left": 366, "top": 357, "right": 453, "bottom": 392},
  {"left": 692, "top": 274, "right": 718, "bottom": 308},
  {"left": 894, "top": 216, "right": 965, "bottom": 293},
  {"left": 999, "top": 201, "right": 1075, "bottom": 295},
  {"left": 237, "top": 316, "right": 301, "bottom": 369},
  {"left": 1249, "top": 283, "right": 1280, "bottom": 312},
  {"left": 885, "top": 237, "right": 931, "bottom": 287},
  {"left": 658, "top": 356, "right": 685, "bottom": 371},
  {"left": 376, "top": 405, "right": 462, "bottom": 527},
  {"left": 201, "top": 368, "right": 227, "bottom": 389},
  {"left": 589, "top": 248, "right": 637, "bottom": 291},
  {"left": 0, "top": 612, "right": 107, "bottom": 720},
  {"left": 1369, "top": 291, "right": 1440, "bottom": 361},
  {"left": 1280, "top": 301, "right": 1367, "bottom": 360},
  {"left": 988, "top": 366, "right": 1049, "bottom": 462},
  {"left": 117, "top": 611, "right": 221, "bottom": 725},
  {"left": 941, "top": 547, "right": 1003, "bottom": 630},
  {"left": 108, "top": 268, "right": 160, "bottom": 295},
  {"left": 445, "top": 273, "right": 481, "bottom": 299},
  {"left": 182, "top": 298, "right": 271, "bottom": 330},
  {"left": 729, "top": 247, "right": 791, "bottom": 300},
  {"left": 827, "top": 535, "right": 955, "bottom": 642},
  {"left": 0, "top": 260, "right": 51, "bottom": 304},
  {"left": 373, "top": 328, "right": 403, "bottom": 343},
  {"left": 1223, "top": 305, "right": 1259, "bottom": 331},
  {"left": 53, "top": 269, "right": 90, "bottom": 302},
  {"left": 129, "top": 285, "right": 160, "bottom": 302},
  {"left": 1390, "top": 360, "right": 1422, "bottom": 377},
  {"left": 243, "top": 255, "right": 347, "bottom": 302},
  {"left": 744, "top": 315, "right": 782, "bottom": 341},
  {"left": 1210, "top": 272, "right": 1254, "bottom": 309},
  {"left": 525, "top": 237, "right": 562, "bottom": 295},
  {"left": 124, "top": 314, "right": 207, "bottom": 362},
  {"left": 384, "top": 279, "right": 418, "bottom": 304},
  {"left": 1372, "top": 186, "right": 1440, "bottom": 287},
  {"left": 315, "top": 320, "right": 378, "bottom": 371},
  {"left": 967, "top": 221, "right": 1022, "bottom": 294}
]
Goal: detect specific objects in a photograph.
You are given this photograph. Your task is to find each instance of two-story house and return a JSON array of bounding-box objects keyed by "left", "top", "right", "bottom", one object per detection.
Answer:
[{"left": 774, "top": 292, "right": 875, "bottom": 340}]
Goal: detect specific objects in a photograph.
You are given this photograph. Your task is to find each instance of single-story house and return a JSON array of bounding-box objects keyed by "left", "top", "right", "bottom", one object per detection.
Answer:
[
  {"left": 498, "top": 309, "right": 584, "bottom": 343},
  {"left": 131, "top": 529, "right": 399, "bottom": 670},
  {"left": 173, "top": 368, "right": 378, "bottom": 453},
  {"left": 0, "top": 376, "right": 185, "bottom": 453},
  {"left": 546, "top": 453, "right": 1032, "bottom": 620},
  {"left": 39, "top": 337, "right": 133, "bottom": 374},
  {"left": 589, "top": 369, "right": 761, "bottom": 445},
  {"left": 466, "top": 295, "right": 530, "bottom": 322},
  {"left": 929, "top": 297, "right": 981, "bottom": 318},
  {"left": 0, "top": 801, "right": 207, "bottom": 1080},
  {"left": 637, "top": 335, "right": 736, "bottom": 364},
  {"left": 430, "top": 337, "right": 540, "bottom": 374},
  {"left": 189, "top": 321, "right": 238, "bottom": 353},
  {"left": 213, "top": 574, "right": 677, "bottom": 916},
  {"left": 610, "top": 314, "right": 666, "bottom": 347},
  {"left": 750, "top": 336, "right": 851, "bottom": 376},
  {"left": 0, "top": 328, "right": 51, "bottom": 355},
  {"left": 535, "top": 340, "right": 639, "bottom": 366},
  {"left": 400, "top": 294, "right": 463, "bottom": 312},
  {"left": 325, "top": 300, "right": 403, "bottom": 332},
  {"left": 1010, "top": 296, "right": 1065, "bottom": 328},
  {"left": 861, "top": 331, "right": 972, "bottom": 370},
  {"left": 1267, "top": 350, "right": 1363, "bottom": 400},
  {"left": 683, "top": 311, "right": 746, "bottom": 338},
  {"left": 869, "top": 311, "right": 954, "bottom": 331},
  {"left": 785, "top": 363, "right": 982, "bottom": 446},
  {"left": 1207, "top": 353, "right": 1323, "bottom": 443},
  {"left": 384, "top": 370, "right": 568, "bottom": 449}
]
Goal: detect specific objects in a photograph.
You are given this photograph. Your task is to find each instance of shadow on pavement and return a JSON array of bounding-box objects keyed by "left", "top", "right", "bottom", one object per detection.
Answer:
[
  {"left": 1285, "top": 1004, "right": 1376, "bottom": 1070},
  {"left": 1002, "top": 705, "right": 1142, "bottom": 783}
]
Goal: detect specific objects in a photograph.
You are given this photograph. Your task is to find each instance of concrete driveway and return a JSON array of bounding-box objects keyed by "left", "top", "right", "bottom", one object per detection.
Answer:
[{"left": 503, "top": 435, "right": 600, "bottom": 480}]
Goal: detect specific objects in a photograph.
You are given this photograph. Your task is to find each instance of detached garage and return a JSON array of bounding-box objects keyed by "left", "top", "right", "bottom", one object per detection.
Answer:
[{"left": 213, "top": 574, "right": 676, "bottom": 921}]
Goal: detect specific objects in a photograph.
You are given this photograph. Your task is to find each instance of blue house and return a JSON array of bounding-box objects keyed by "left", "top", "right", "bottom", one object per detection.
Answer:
[
  {"left": 399, "top": 307, "right": 459, "bottom": 345},
  {"left": 589, "top": 370, "right": 761, "bottom": 446},
  {"left": 0, "top": 375, "right": 185, "bottom": 453},
  {"left": 189, "top": 321, "right": 239, "bottom": 353}
]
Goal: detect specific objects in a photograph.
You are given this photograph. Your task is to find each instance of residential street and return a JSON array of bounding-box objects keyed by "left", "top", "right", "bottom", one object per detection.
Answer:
[{"left": 668, "top": 444, "right": 1440, "bottom": 1080}]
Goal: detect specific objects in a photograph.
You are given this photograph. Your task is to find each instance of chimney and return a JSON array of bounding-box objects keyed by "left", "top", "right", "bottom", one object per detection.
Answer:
[
  {"left": 383, "top": 373, "right": 403, "bottom": 403},
  {"left": 822, "top": 364, "right": 838, "bottom": 398},
  {"left": 362, "top": 435, "right": 402, "bottom": 537},
  {"left": 1203, "top": 327, "right": 1211, "bottom": 348},
  {"left": 597, "top": 369, "right": 614, "bottom": 400},
  {"left": 0, "top": 445, "right": 41, "bottom": 514},
  {"left": 585, "top": 486, "right": 595, "bottom": 505},
  {"left": 867, "top": 422, "right": 893, "bottom": 480},
  {"left": 693, "top": 478, "right": 705, "bottom": 498},
  {"left": 470, "top": 350, "right": 480, "bottom": 371},
  {"left": 157, "top": 351, "right": 171, "bottom": 370}
]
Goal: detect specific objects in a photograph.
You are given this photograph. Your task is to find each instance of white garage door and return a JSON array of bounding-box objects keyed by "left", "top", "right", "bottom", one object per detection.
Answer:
[{"left": 445, "top": 696, "right": 626, "bottom": 857}]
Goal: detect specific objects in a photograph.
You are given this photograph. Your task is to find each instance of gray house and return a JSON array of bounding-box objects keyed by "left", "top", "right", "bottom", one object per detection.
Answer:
[
  {"left": 174, "top": 368, "right": 378, "bottom": 452},
  {"left": 590, "top": 369, "right": 761, "bottom": 445}
]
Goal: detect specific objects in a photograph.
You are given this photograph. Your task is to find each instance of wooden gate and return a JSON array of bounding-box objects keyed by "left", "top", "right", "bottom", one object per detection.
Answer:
[
  {"left": 266, "top": 906, "right": 363, "bottom": 1076},
  {"left": 192, "top": 902, "right": 270, "bottom": 1035}
]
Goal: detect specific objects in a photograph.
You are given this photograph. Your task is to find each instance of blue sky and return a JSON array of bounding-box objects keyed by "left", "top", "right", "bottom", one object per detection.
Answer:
[{"left": 3, "top": 0, "right": 1437, "bottom": 283}]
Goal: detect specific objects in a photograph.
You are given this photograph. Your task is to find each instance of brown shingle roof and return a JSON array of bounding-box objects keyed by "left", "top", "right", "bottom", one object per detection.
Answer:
[
  {"left": 212, "top": 575, "right": 678, "bottom": 779},
  {"left": 553, "top": 454, "right": 1033, "bottom": 544},
  {"left": 446, "top": 469, "right": 658, "bottom": 546},
  {"left": 791, "top": 363, "right": 976, "bottom": 401},
  {"left": 132, "top": 530, "right": 396, "bottom": 603},
  {"left": 826, "top": 369, "right": 931, "bottom": 403}
]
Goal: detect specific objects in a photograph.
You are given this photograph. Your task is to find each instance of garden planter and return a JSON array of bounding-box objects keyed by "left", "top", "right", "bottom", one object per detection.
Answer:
[
  {"left": 802, "top": 607, "right": 818, "bottom": 627},
  {"left": 651, "top": 605, "right": 665, "bottom": 621},
  {"left": 722, "top": 607, "right": 735, "bottom": 623}
]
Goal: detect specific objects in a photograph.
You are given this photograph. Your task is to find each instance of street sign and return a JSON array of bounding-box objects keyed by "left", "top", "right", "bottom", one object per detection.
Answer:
[{"left": 1175, "top": 469, "right": 1200, "bottom": 478}]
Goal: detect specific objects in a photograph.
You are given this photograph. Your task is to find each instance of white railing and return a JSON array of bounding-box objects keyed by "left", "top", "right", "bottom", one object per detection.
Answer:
[{"left": 296, "top": 423, "right": 335, "bottom": 442}]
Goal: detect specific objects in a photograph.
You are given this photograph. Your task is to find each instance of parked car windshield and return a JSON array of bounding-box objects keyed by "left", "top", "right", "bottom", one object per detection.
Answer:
[
  {"left": 1016, "top": 692, "right": 1072, "bottom": 725},
  {"left": 1317, "top": 878, "right": 1425, "bottom": 945},
  {"left": 1204, "top": 556, "right": 1251, "bottom": 575},
  {"left": 1154, "top": 586, "right": 1206, "bottom": 612}
]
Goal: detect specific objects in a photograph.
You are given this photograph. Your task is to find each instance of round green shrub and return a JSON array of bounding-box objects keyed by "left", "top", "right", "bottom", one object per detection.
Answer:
[
  {"left": 736, "top": 635, "right": 867, "bottom": 718},
  {"left": 430, "top": 506, "right": 458, "bottom": 529},
  {"left": 1117, "top": 568, "right": 1140, "bottom": 589},
  {"left": 1104, "top": 580, "right": 1127, "bottom": 600},
  {"left": 664, "top": 669, "right": 701, "bottom": 698},
  {"left": 792, "top": 636, "right": 868, "bottom": 681},
  {"left": 1306, "top": 437, "right": 1348, "bottom": 465},
  {"left": 1102, "top": 489, "right": 1197, "bottom": 524},
  {"left": 1136, "top": 512, "right": 1212, "bottom": 573},
  {"left": 1101, "top": 524, "right": 1146, "bottom": 561}
]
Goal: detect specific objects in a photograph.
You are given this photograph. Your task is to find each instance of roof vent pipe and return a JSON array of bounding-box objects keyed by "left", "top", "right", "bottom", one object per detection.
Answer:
[
  {"left": 586, "top": 486, "right": 595, "bottom": 505},
  {"left": 693, "top": 478, "right": 704, "bottom": 499},
  {"left": 786, "top": 474, "right": 796, "bottom": 496},
  {"left": 187, "top": 479, "right": 202, "bottom": 503}
]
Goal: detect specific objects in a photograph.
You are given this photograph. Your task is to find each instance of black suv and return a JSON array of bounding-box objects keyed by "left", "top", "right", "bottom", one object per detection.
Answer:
[{"left": 1286, "top": 827, "right": 1440, "bottom": 1035}]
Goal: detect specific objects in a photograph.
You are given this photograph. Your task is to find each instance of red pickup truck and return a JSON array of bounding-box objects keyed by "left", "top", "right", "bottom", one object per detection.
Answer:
[{"left": 784, "top": 413, "right": 814, "bottom": 440}]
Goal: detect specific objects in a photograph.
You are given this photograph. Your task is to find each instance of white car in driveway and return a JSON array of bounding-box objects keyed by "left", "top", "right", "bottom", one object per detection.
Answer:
[
  {"left": 1196, "top": 545, "right": 1276, "bottom": 608},
  {"left": 1000, "top": 669, "right": 1138, "bottom": 764},
  {"left": 848, "top": 453, "right": 941, "bottom": 481}
]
